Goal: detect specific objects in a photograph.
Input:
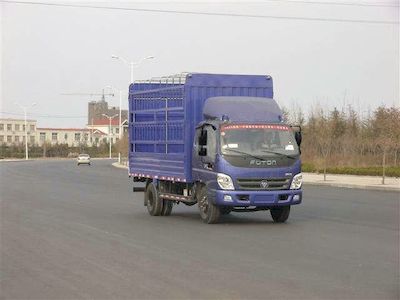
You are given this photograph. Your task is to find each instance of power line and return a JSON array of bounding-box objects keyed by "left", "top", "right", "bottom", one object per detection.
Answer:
[
  {"left": 265, "top": 0, "right": 399, "bottom": 8},
  {"left": 0, "top": 111, "right": 87, "bottom": 118},
  {"left": 1, "top": 0, "right": 397, "bottom": 25}
]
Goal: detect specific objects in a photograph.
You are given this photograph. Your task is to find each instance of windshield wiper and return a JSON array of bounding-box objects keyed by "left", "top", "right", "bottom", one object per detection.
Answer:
[
  {"left": 222, "top": 148, "right": 265, "bottom": 161},
  {"left": 260, "top": 149, "right": 297, "bottom": 159}
]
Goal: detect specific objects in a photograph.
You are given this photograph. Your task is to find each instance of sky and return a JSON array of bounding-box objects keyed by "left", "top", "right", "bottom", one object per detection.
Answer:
[{"left": 1, "top": 0, "right": 399, "bottom": 127}]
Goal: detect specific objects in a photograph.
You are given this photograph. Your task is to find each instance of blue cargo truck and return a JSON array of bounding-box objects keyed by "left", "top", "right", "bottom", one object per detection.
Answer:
[{"left": 128, "top": 73, "right": 302, "bottom": 223}]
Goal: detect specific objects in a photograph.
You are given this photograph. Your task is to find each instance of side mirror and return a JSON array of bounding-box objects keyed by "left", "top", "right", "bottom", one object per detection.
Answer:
[
  {"left": 198, "top": 129, "right": 208, "bottom": 156},
  {"left": 199, "top": 147, "right": 207, "bottom": 156},
  {"left": 198, "top": 130, "right": 207, "bottom": 146},
  {"left": 294, "top": 131, "right": 302, "bottom": 146},
  {"left": 291, "top": 125, "right": 302, "bottom": 146}
]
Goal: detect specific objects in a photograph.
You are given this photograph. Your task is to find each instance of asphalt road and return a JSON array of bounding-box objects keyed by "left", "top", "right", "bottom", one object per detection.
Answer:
[{"left": 1, "top": 160, "right": 399, "bottom": 300}]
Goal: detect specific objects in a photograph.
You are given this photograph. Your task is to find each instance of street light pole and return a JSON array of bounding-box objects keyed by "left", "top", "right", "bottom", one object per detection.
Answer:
[
  {"left": 110, "top": 55, "right": 154, "bottom": 164},
  {"left": 130, "top": 62, "right": 134, "bottom": 84},
  {"left": 15, "top": 102, "right": 36, "bottom": 160},
  {"left": 108, "top": 117, "right": 111, "bottom": 159},
  {"left": 105, "top": 86, "right": 125, "bottom": 163},
  {"left": 118, "top": 90, "right": 122, "bottom": 162},
  {"left": 111, "top": 55, "right": 154, "bottom": 83},
  {"left": 102, "top": 113, "right": 118, "bottom": 159}
]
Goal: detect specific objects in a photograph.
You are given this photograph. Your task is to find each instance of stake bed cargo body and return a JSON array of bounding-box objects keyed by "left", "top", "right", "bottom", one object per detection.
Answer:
[
  {"left": 129, "top": 73, "right": 273, "bottom": 182},
  {"left": 128, "top": 73, "right": 303, "bottom": 223}
]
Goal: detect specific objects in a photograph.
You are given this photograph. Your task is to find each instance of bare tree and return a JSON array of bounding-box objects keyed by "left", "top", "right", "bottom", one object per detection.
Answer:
[
  {"left": 313, "top": 109, "right": 335, "bottom": 181},
  {"left": 372, "top": 107, "right": 400, "bottom": 184},
  {"left": 116, "top": 135, "right": 129, "bottom": 165}
]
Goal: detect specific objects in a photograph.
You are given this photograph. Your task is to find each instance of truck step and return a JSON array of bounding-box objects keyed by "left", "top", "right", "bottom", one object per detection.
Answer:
[{"left": 159, "top": 193, "right": 194, "bottom": 203}]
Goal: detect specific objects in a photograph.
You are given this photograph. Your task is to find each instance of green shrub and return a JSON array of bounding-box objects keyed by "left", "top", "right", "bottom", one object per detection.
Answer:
[
  {"left": 301, "top": 162, "right": 316, "bottom": 173},
  {"left": 302, "top": 163, "right": 400, "bottom": 177},
  {"left": 0, "top": 144, "right": 113, "bottom": 159}
]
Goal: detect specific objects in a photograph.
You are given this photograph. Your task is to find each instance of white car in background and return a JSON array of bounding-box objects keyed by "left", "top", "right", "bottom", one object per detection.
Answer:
[{"left": 77, "top": 154, "right": 91, "bottom": 166}]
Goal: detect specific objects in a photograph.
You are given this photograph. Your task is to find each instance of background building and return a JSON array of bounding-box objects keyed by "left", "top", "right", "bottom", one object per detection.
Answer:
[
  {"left": 86, "top": 119, "right": 128, "bottom": 145},
  {"left": 36, "top": 128, "right": 106, "bottom": 147},
  {"left": 87, "top": 97, "right": 127, "bottom": 126},
  {"left": 0, "top": 118, "right": 37, "bottom": 145},
  {"left": 1, "top": 96, "right": 128, "bottom": 147}
]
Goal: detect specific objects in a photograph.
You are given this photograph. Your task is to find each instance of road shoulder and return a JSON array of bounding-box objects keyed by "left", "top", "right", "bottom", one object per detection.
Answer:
[{"left": 303, "top": 173, "right": 399, "bottom": 192}]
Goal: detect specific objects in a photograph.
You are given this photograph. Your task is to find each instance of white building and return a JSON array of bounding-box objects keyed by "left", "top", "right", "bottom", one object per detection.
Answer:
[
  {"left": 0, "top": 118, "right": 37, "bottom": 145},
  {"left": 36, "top": 128, "right": 107, "bottom": 147},
  {"left": 0, "top": 118, "right": 116, "bottom": 147},
  {"left": 86, "top": 118, "right": 128, "bottom": 145}
]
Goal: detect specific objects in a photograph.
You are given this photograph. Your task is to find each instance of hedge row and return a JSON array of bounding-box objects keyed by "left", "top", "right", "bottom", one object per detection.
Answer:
[
  {"left": 0, "top": 144, "right": 113, "bottom": 159},
  {"left": 302, "top": 163, "right": 400, "bottom": 177}
]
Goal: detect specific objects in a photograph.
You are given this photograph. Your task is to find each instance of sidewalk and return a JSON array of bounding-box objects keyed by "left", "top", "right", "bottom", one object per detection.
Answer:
[
  {"left": 303, "top": 173, "right": 399, "bottom": 192},
  {"left": 0, "top": 159, "right": 34, "bottom": 162},
  {"left": 112, "top": 162, "right": 128, "bottom": 170},
  {"left": 112, "top": 162, "right": 399, "bottom": 192}
]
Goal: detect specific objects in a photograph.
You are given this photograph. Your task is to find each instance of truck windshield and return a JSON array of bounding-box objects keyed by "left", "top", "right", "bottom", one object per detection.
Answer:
[{"left": 220, "top": 124, "right": 299, "bottom": 157}]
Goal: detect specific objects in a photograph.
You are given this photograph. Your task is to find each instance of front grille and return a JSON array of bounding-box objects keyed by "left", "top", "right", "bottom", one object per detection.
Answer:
[{"left": 236, "top": 177, "right": 290, "bottom": 190}]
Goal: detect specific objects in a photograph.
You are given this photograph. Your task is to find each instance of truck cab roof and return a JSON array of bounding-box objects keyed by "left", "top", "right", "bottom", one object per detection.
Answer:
[{"left": 203, "top": 96, "right": 283, "bottom": 123}]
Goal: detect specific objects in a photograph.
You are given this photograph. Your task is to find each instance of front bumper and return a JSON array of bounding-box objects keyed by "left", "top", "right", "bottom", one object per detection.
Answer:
[{"left": 212, "top": 189, "right": 302, "bottom": 207}]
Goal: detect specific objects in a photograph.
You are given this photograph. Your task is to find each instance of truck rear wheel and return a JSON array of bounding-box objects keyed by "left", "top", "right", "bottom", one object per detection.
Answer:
[
  {"left": 161, "top": 200, "right": 173, "bottom": 216},
  {"left": 145, "top": 183, "right": 163, "bottom": 216},
  {"left": 197, "top": 186, "right": 220, "bottom": 224},
  {"left": 270, "top": 206, "right": 290, "bottom": 223}
]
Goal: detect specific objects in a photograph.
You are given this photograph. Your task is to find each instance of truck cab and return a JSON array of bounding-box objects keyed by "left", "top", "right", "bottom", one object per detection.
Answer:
[{"left": 191, "top": 97, "right": 302, "bottom": 223}]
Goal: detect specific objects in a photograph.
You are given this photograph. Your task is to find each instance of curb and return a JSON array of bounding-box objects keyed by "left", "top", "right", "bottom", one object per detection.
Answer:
[
  {"left": 112, "top": 162, "right": 128, "bottom": 170},
  {"left": 0, "top": 159, "right": 34, "bottom": 162},
  {"left": 303, "top": 181, "right": 400, "bottom": 192}
]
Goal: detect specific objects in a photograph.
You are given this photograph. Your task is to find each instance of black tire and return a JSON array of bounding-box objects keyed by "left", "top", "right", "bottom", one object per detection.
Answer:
[
  {"left": 270, "top": 206, "right": 290, "bottom": 223},
  {"left": 145, "top": 183, "right": 163, "bottom": 216},
  {"left": 161, "top": 200, "right": 173, "bottom": 216},
  {"left": 77, "top": 163, "right": 80, "bottom": 166},
  {"left": 220, "top": 206, "right": 232, "bottom": 215},
  {"left": 197, "top": 186, "right": 220, "bottom": 224}
]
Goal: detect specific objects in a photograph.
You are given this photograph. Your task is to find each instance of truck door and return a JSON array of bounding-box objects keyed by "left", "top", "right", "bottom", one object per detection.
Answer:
[{"left": 193, "top": 124, "right": 217, "bottom": 174}]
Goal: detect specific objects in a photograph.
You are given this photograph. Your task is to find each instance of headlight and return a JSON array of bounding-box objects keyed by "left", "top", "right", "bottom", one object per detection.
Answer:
[
  {"left": 217, "top": 173, "right": 235, "bottom": 190},
  {"left": 290, "top": 173, "right": 302, "bottom": 189}
]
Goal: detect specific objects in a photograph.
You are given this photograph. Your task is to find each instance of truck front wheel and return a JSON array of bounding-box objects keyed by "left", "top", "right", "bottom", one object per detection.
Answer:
[
  {"left": 145, "top": 183, "right": 163, "bottom": 216},
  {"left": 197, "top": 186, "right": 220, "bottom": 224},
  {"left": 270, "top": 206, "right": 290, "bottom": 223}
]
